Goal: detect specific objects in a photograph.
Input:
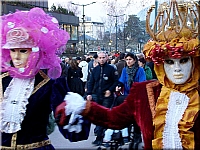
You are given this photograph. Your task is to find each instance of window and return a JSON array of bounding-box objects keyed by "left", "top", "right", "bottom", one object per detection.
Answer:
[{"left": 71, "top": 25, "right": 78, "bottom": 40}]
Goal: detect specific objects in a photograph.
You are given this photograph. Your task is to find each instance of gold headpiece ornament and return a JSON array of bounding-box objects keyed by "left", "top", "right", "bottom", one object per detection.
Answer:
[{"left": 143, "top": 0, "right": 200, "bottom": 64}]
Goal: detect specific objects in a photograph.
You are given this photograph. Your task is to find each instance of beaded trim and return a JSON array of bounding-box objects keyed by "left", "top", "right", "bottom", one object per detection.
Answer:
[
  {"left": 16, "top": 139, "right": 50, "bottom": 149},
  {"left": 31, "top": 70, "right": 50, "bottom": 95},
  {"left": 0, "top": 133, "right": 51, "bottom": 150},
  {"left": 146, "top": 80, "right": 160, "bottom": 119},
  {"left": 11, "top": 133, "right": 17, "bottom": 148},
  {"left": 1, "top": 72, "right": 9, "bottom": 78},
  {"left": 0, "top": 72, "right": 10, "bottom": 102},
  {"left": 162, "top": 91, "right": 189, "bottom": 149}
]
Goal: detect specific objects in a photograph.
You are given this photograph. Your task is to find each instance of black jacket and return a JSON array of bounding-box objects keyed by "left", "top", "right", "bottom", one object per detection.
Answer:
[
  {"left": 87, "top": 62, "right": 118, "bottom": 95},
  {"left": 115, "top": 59, "right": 126, "bottom": 77},
  {"left": 1, "top": 71, "right": 90, "bottom": 148}
]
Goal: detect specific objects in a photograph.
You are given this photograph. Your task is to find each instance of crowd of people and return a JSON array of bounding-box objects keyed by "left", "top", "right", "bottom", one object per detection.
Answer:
[
  {"left": 61, "top": 51, "right": 156, "bottom": 94},
  {"left": 58, "top": 51, "right": 157, "bottom": 148},
  {"left": 1, "top": 0, "right": 199, "bottom": 150}
]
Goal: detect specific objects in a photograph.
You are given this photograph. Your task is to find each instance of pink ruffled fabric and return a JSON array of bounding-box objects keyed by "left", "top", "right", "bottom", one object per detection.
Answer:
[{"left": 1, "top": 7, "right": 70, "bottom": 79}]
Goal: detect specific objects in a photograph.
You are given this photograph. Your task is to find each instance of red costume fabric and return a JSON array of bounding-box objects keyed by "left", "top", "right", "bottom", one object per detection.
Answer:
[{"left": 83, "top": 80, "right": 200, "bottom": 149}]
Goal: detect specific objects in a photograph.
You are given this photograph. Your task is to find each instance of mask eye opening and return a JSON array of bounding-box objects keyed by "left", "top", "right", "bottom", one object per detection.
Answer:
[
  {"left": 164, "top": 59, "right": 174, "bottom": 65},
  {"left": 180, "top": 57, "right": 189, "bottom": 64},
  {"left": 10, "top": 49, "right": 15, "bottom": 52},
  {"left": 19, "top": 49, "right": 28, "bottom": 53}
]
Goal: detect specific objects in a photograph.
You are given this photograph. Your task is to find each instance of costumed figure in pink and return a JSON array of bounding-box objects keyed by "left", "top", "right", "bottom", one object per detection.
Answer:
[{"left": 1, "top": 8, "right": 90, "bottom": 149}]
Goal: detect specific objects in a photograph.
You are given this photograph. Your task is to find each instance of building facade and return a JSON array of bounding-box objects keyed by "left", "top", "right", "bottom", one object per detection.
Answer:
[
  {"left": 79, "top": 18, "right": 105, "bottom": 41},
  {"left": 1, "top": 0, "right": 79, "bottom": 56},
  {"left": 78, "top": 17, "right": 105, "bottom": 53}
]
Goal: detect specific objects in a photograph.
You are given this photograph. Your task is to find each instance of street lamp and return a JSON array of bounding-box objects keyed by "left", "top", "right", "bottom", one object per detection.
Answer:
[
  {"left": 108, "top": 41, "right": 112, "bottom": 52},
  {"left": 71, "top": 2, "right": 96, "bottom": 55},
  {"left": 107, "top": 14, "right": 125, "bottom": 52}
]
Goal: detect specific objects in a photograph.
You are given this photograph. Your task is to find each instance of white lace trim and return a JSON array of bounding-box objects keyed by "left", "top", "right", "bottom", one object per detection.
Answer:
[
  {"left": 0, "top": 78, "right": 35, "bottom": 133},
  {"left": 163, "top": 91, "right": 189, "bottom": 149}
]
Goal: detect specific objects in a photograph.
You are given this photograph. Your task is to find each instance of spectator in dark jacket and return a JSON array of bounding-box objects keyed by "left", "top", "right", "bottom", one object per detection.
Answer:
[
  {"left": 86, "top": 51, "right": 119, "bottom": 146},
  {"left": 87, "top": 53, "right": 98, "bottom": 81},
  {"left": 67, "top": 59, "right": 84, "bottom": 96},
  {"left": 115, "top": 52, "right": 126, "bottom": 78},
  {"left": 60, "top": 62, "right": 68, "bottom": 79}
]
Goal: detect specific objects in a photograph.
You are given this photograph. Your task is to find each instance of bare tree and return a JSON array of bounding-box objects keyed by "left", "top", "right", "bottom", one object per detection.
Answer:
[
  {"left": 102, "top": 0, "right": 127, "bottom": 33},
  {"left": 65, "top": 1, "right": 80, "bottom": 16},
  {"left": 50, "top": 1, "right": 80, "bottom": 16},
  {"left": 100, "top": 0, "right": 134, "bottom": 52}
]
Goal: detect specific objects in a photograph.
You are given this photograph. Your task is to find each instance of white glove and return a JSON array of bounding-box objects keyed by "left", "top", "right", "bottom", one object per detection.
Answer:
[
  {"left": 64, "top": 92, "right": 86, "bottom": 125},
  {"left": 63, "top": 115, "right": 83, "bottom": 133}
]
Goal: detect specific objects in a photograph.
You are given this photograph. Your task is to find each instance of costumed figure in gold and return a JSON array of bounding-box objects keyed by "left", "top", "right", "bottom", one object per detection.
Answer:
[{"left": 56, "top": 0, "right": 200, "bottom": 149}]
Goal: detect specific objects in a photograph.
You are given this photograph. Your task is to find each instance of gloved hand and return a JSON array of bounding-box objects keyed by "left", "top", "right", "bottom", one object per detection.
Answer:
[
  {"left": 55, "top": 92, "right": 86, "bottom": 126},
  {"left": 55, "top": 101, "right": 67, "bottom": 126}
]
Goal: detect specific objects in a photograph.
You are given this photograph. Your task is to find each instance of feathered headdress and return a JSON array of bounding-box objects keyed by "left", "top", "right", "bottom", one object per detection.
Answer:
[{"left": 1, "top": 7, "right": 70, "bottom": 79}]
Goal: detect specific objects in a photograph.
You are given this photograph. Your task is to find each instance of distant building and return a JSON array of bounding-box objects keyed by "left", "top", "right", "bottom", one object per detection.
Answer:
[
  {"left": 79, "top": 17, "right": 105, "bottom": 41},
  {"left": 1, "top": 0, "right": 79, "bottom": 55}
]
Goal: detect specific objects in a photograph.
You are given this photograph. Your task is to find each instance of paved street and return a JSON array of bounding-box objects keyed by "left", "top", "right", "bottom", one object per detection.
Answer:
[
  {"left": 49, "top": 124, "right": 99, "bottom": 150},
  {"left": 49, "top": 124, "right": 144, "bottom": 150}
]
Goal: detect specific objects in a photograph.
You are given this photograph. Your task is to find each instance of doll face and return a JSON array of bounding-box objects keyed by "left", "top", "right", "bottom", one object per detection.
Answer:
[
  {"left": 164, "top": 56, "right": 192, "bottom": 84},
  {"left": 10, "top": 48, "right": 31, "bottom": 68}
]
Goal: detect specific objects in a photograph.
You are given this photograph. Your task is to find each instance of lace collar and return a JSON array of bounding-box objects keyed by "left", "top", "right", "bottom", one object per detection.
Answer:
[
  {"left": 0, "top": 77, "right": 35, "bottom": 133},
  {"left": 162, "top": 91, "right": 189, "bottom": 149}
]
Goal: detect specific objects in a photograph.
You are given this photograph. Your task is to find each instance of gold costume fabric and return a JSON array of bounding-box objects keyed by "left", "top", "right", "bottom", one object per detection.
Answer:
[
  {"left": 143, "top": 0, "right": 200, "bottom": 148},
  {"left": 152, "top": 57, "right": 200, "bottom": 149}
]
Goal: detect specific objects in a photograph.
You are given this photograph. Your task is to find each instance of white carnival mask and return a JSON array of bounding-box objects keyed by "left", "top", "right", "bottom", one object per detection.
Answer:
[{"left": 164, "top": 56, "right": 192, "bottom": 84}]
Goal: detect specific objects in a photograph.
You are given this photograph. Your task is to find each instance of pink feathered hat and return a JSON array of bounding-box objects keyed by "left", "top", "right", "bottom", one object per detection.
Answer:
[{"left": 1, "top": 7, "right": 70, "bottom": 79}]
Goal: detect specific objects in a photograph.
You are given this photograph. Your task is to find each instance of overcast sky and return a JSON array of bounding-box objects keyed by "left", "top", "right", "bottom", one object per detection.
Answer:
[{"left": 48, "top": 0, "right": 156, "bottom": 22}]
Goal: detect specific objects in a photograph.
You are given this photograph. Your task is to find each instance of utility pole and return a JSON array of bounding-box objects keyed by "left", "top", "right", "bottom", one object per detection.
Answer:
[
  {"left": 71, "top": 2, "right": 96, "bottom": 55},
  {"left": 107, "top": 14, "right": 125, "bottom": 52},
  {"left": 155, "top": 0, "right": 158, "bottom": 32}
]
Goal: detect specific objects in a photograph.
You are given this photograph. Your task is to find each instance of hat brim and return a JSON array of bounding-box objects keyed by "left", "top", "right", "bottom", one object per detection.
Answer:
[{"left": 2, "top": 42, "right": 34, "bottom": 49}]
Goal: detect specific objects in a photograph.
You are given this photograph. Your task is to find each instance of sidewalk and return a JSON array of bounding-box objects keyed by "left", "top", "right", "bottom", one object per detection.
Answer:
[
  {"left": 49, "top": 124, "right": 98, "bottom": 150},
  {"left": 49, "top": 124, "right": 144, "bottom": 150}
]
